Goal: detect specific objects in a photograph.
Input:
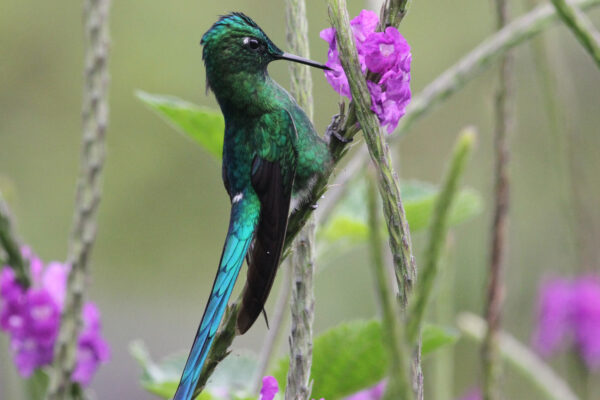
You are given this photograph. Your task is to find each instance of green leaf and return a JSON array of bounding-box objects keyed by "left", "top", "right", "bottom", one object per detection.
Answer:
[
  {"left": 136, "top": 91, "right": 224, "bottom": 159},
  {"left": 403, "top": 181, "right": 483, "bottom": 232},
  {"left": 130, "top": 340, "right": 187, "bottom": 399},
  {"left": 272, "top": 320, "right": 389, "bottom": 399},
  {"left": 129, "top": 340, "right": 258, "bottom": 399},
  {"left": 24, "top": 370, "right": 49, "bottom": 400},
  {"left": 320, "top": 214, "right": 369, "bottom": 243},
  {"left": 320, "top": 179, "right": 483, "bottom": 248},
  {"left": 421, "top": 323, "right": 460, "bottom": 357}
]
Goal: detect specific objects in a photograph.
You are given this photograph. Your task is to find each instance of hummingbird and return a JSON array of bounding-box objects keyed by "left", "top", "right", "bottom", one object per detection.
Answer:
[{"left": 173, "top": 13, "right": 331, "bottom": 400}]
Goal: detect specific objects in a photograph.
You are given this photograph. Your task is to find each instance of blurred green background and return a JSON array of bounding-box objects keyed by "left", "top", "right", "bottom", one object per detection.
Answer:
[{"left": 1, "top": 0, "right": 599, "bottom": 398}]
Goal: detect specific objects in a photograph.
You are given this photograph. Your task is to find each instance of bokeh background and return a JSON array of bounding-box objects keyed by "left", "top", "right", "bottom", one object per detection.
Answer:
[{"left": 1, "top": 0, "right": 599, "bottom": 398}]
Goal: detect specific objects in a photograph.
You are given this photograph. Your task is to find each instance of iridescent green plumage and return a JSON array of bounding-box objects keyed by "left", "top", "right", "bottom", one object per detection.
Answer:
[{"left": 174, "top": 13, "right": 330, "bottom": 400}]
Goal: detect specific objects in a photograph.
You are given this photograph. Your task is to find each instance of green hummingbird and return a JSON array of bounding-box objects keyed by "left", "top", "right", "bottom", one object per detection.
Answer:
[{"left": 174, "top": 13, "right": 331, "bottom": 400}]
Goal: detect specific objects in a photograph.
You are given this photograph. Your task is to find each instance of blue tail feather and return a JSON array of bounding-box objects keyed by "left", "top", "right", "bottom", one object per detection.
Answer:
[{"left": 173, "top": 198, "right": 258, "bottom": 400}]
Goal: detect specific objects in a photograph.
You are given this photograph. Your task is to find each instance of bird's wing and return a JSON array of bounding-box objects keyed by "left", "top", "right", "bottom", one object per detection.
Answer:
[
  {"left": 174, "top": 195, "right": 260, "bottom": 400},
  {"left": 236, "top": 109, "right": 297, "bottom": 333}
]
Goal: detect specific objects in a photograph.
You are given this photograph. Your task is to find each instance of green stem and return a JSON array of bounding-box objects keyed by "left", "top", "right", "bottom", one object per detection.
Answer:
[
  {"left": 46, "top": 0, "right": 111, "bottom": 397},
  {"left": 366, "top": 174, "right": 413, "bottom": 400},
  {"left": 406, "top": 128, "right": 476, "bottom": 344},
  {"left": 0, "top": 191, "right": 30, "bottom": 286},
  {"left": 285, "top": 1, "right": 317, "bottom": 399},
  {"left": 327, "top": 0, "right": 416, "bottom": 311},
  {"left": 457, "top": 312, "right": 580, "bottom": 400},
  {"left": 327, "top": 1, "right": 419, "bottom": 397},
  {"left": 551, "top": 0, "right": 600, "bottom": 69},
  {"left": 432, "top": 238, "right": 456, "bottom": 400},
  {"left": 377, "top": 0, "right": 411, "bottom": 29}
]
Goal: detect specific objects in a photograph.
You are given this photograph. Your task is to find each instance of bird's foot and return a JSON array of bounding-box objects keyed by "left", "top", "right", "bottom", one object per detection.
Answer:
[{"left": 325, "top": 102, "right": 352, "bottom": 144}]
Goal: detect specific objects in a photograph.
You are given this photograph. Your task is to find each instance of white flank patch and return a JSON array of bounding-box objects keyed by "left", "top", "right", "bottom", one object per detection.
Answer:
[{"left": 232, "top": 192, "right": 244, "bottom": 203}]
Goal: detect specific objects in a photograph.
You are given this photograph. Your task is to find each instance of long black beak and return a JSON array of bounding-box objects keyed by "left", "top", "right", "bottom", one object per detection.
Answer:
[{"left": 277, "top": 52, "right": 331, "bottom": 70}]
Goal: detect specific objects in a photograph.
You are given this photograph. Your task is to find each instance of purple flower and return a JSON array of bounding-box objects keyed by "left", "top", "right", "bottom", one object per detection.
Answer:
[
  {"left": 24, "top": 289, "right": 61, "bottom": 346},
  {"left": 532, "top": 278, "right": 573, "bottom": 356},
  {"left": 457, "top": 388, "right": 482, "bottom": 400},
  {"left": 344, "top": 380, "right": 386, "bottom": 400},
  {"left": 532, "top": 275, "right": 600, "bottom": 370},
  {"left": 350, "top": 10, "right": 379, "bottom": 44},
  {"left": 72, "top": 303, "right": 111, "bottom": 385},
  {"left": 0, "top": 247, "right": 109, "bottom": 383},
  {"left": 320, "top": 9, "right": 411, "bottom": 134},
  {"left": 570, "top": 276, "right": 600, "bottom": 368},
  {"left": 259, "top": 376, "right": 279, "bottom": 400}
]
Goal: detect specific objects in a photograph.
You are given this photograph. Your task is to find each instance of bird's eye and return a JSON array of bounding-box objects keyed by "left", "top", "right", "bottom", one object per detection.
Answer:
[{"left": 243, "top": 37, "right": 261, "bottom": 51}]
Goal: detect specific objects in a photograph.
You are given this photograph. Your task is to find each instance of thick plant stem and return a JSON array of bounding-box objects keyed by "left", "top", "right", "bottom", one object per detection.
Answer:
[
  {"left": 406, "top": 128, "right": 476, "bottom": 344},
  {"left": 482, "top": 0, "right": 513, "bottom": 398},
  {"left": 327, "top": 0, "right": 416, "bottom": 310},
  {"left": 286, "top": 225, "right": 316, "bottom": 400},
  {"left": 366, "top": 174, "right": 413, "bottom": 400},
  {"left": 0, "top": 192, "right": 30, "bottom": 286},
  {"left": 551, "top": 0, "right": 600, "bottom": 69},
  {"left": 327, "top": 0, "right": 419, "bottom": 398},
  {"left": 285, "top": 1, "right": 316, "bottom": 399},
  {"left": 458, "top": 313, "right": 580, "bottom": 400},
  {"left": 46, "top": 0, "right": 111, "bottom": 398}
]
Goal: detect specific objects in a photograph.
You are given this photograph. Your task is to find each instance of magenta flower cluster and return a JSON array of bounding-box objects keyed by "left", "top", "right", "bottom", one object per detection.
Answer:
[
  {"left": 0, "top": 247, "right": 109, "bottom": 384},
  {"left": 344, "top": 380, "right": 386, "bottom": 400},
  {"left": 320, "top": 9, "right": 411, "bottom": 133},
  {"left": 533, "top": 275, "right": 600, "bottom": 369}
]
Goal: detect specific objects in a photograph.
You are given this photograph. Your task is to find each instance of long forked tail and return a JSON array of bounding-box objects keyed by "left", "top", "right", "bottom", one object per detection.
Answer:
[{"left": 173, "top": 198, "right": 259, "bottom": 400}]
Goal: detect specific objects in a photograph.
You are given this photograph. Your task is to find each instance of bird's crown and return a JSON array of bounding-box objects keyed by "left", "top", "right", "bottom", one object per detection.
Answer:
[{"left": 201, "top": 12, "right": 281, "bottom": 58}]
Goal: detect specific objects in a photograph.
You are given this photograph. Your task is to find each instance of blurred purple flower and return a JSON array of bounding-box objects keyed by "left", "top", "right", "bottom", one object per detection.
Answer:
[
  {"left": 72, "top": 303, "right": 110, "bottom": 385},
  {"left": 532, "top": 275, "right": 600, "bottom": 370},
  {"left": 0, "top": 247, "right": 109, "bottom": 383},
  {"left": 457, "top": 388, "right": 482, "bottom": 400},
  {"left": 571, "top": 276, "right": 600, "bottom": 368},
  {"left": 344, "top": 380, "right": 386, "bottom": 400},
  {"left": 532, "top": 278, "right": 573, "bottom": 356},
  {"left": 259, "top": 376, "right": 279, "bottom": 400},
  {"left": 320, "top": 9, "right": 411, "bottom": 133}
]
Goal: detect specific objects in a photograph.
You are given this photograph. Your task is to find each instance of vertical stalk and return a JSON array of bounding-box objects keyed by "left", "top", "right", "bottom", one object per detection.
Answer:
[
  {"left": 366, "top": 173, "right": 413, "bottom": 400},
  {"left": 46, "top": 0, "right": 111, "bottom": 398},
  {"left": 285, "top": 1, "right": 316, "bottom": 399},
  {"left": 482, "top": 0, "right": 513, "bottom": 398},
  {"left": 326, "top": 0, "right": 419, "bottom": 397},
  {"left": 407, "top": 128, "right": 476, "bottom": 343},
  {"left": 432, "top": 239, "right": 455, "bottom": 400}
]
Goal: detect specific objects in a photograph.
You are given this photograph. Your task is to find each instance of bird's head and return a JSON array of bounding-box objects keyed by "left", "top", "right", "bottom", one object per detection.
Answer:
[{"left": 201, "top": 13, "right": 329, "bottom": 79}]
